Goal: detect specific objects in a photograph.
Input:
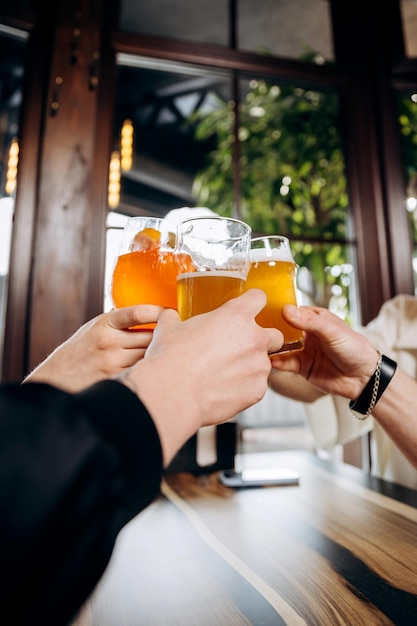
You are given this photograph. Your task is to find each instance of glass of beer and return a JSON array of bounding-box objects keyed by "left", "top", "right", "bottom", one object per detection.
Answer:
[
  {"left": 110, "top": 216, "right": 192, "bottom": 328},
  {"left": 175, "top": 216, "right": 252, "bottom": 320},
  {"left": 246, "top": 235, "right": 304, "bottom": 355}
]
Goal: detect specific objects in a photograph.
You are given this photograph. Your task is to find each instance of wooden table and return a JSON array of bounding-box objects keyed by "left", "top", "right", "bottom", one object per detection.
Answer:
[{"left": 76, "top": 451, "right": 417, "bottom": 625}]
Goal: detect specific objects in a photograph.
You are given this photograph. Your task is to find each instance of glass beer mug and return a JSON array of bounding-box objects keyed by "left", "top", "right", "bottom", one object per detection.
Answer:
[
  {"left": 175, "top": 216, "right": 251, "bottom": 320},
  {"left": 245, "top": 235, "right": 304, "bottom": 355}
]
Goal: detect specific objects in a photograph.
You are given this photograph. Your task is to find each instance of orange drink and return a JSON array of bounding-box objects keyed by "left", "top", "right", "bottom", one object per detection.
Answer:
[
  {"left": 175, "top": 216, "right": 251, "bottom": 320},
  {"left": 246, "top": 236, "right": 304, "bottom": 355},
  {"left": 177, "top": 271, "right": 245, "bottom": 319},
  {"left": 110, "top": 216, "right": 192, "bottom": 328},
  {"left": 111, "top": 238, "right": 178, "bottom": 310}
]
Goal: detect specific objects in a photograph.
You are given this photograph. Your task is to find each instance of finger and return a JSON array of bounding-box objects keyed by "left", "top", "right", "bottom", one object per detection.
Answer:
[
  {"left": 266, "top": 328, "right": 284, "bottom": 355},
  {"left": 270, "top": 352, "right": 302, "bottom": 372},
  {"left": 225, "top": 288, "right": 267, "bottom": 316},
  {"left": 107, "top": 305, "right": 164, "bottom": 330},
  {"left": 152, "top": 308, "right": 181, "bottom": 334},
  {"left": 119, "top": 347, "right": 147, "bottom": 367},
  {"left": 123, "top": 330, "right": 155, "bottom": 349},
  {"left": 282, "top": 304, "right": 336, "bottom": 331}
]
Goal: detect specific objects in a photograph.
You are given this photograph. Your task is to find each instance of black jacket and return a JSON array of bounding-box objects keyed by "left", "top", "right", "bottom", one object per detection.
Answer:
[{"left": 0, "top": 380, "right": 163, "bottom": 625}]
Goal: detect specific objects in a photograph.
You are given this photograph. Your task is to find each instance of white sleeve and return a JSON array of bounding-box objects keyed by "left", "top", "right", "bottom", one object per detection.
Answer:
[{"left": 303, "top": 393, "right": 373, "bottom": 450}]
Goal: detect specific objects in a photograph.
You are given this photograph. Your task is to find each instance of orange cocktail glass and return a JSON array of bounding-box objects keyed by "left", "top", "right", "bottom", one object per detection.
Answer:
[{"left": 110, "top": 216, "right": 185, "bottom": 328}]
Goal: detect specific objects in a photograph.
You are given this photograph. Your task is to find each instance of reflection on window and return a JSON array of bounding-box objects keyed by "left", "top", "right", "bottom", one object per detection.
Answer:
[
  {"left": 120, "top": 0, "right": 229, "bottom": 45},
  {"left": 238, "top": 0, "right": 333, "bottom": 61},
  {"left": 119, "top": 0, "right": 334, "bottom": 62}
]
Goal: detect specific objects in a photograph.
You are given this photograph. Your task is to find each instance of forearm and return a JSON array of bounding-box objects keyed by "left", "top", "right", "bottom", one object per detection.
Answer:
[
  {"left": 0, "top": 381, "right": 163, "bottom": 625},
  {"left": 268, "top": 369, "right": 325, "bottom": 403},
  {"left": 119, "top": 362, "right": 201, "bottom": 466},
  {"left": 371, "top": 368, "right": 417, "bottom": 470}
]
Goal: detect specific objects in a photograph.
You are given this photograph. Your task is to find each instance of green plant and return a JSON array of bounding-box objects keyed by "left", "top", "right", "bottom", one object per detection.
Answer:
[{"left": 190, "top": 77, "right": 353, "bottom": 316}]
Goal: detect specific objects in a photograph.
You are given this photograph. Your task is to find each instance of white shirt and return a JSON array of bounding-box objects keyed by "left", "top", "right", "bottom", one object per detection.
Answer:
[{"left": 304, "top": 294, "right": 417, "bottom": 489}]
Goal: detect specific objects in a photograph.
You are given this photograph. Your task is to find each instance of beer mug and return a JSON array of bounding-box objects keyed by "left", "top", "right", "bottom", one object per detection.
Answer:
[
  {"left": 245, "top": 235, "right": 304, "bottom": 355},
  {"left": 175, "top": 216, "right": 252, "bottom": 320}
]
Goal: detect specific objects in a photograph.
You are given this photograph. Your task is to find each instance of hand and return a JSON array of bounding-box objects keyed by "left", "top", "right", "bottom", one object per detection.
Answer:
[
  {"left": 24, "top": 305, "right": 163, "bottom": 393},
  {"left": 121, "top": 289, "right": 283, "bottom": 464},
  {"left": 270, "top": 304, "right": 380, "bottom": 401}
]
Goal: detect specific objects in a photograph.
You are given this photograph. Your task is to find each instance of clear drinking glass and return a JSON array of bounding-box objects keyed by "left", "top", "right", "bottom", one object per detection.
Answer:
[
  {"left": 246, "top": 235, "right": 304, "bottom": 355},
  {"left": 110, "top": 216, "right": 193, "bottom": 328},
  {"left": 175, "top": 216, "right": 252, "bottom": 320}
]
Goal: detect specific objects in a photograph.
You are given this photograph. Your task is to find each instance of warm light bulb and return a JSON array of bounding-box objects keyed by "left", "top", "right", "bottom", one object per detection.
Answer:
[
  {"left": 5, "top": 138, "right": 19, "bottom": 196},
  {"left": 108, "top": 151, "right": 121, "bottom": 208},
  {"left": 120, "top": 119, "right": 134, "bottom": 171}
]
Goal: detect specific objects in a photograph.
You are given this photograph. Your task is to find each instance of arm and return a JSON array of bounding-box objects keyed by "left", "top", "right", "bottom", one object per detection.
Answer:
[
  {"left": 24, "top": 305, "right": 162, "bottom": 392},
  {"left": 268, "top": 369, "right": 325, "bottom": 402},
  {"left": 0, "top": 379, "right": 163, "bottom": 626},
  {"left": 272, "top": 304, "right": 417, "bottom": 469},
  {"left": 0, "top": 289, "right": 282, "bottom": 625},
  {"left": 120, "top": 289, "right": 283, "bottom": 464}
]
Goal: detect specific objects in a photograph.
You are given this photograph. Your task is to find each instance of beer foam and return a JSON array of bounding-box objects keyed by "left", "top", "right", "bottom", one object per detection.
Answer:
[
  {"left": 250, "top": 247, "right": 294, "bottom": 262},
  {"left": 177, "top": 270, "right": 245, "bottom": 281}
]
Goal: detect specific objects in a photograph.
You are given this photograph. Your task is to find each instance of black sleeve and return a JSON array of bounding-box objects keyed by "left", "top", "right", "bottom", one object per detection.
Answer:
[{"left": 0, "top": 379, "right": 163, "bottom": 626}]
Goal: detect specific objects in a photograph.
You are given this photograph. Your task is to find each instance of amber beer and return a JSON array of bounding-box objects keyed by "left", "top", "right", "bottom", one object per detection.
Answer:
[
  {"left": 175, "top": 216, "right": 251, "bottom": 320},
  {"left": 246, "top": 236, "right": 304, "bottom": 354},
  {"left": 177, "top": 271, "right": 245, "bottom": 320}
]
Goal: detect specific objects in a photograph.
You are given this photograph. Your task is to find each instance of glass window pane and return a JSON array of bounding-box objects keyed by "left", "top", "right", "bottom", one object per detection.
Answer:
[
  {"left": 0, "top": 25, "right": 27, "bottom": 376},
  {"left": 119, "top": 0, "right": 229, "bottom": 46},
  {"left": 106, "top": 56, "right": 235, "bottom": 310},
  {"left": 113, "top": 54, "right": 233, "bottom": 215},
  {"left": 397, "top": 90, "right": 417, "bottom": 292},
  {"left": 238, "top": 0, "right": 334, "bottom": 62},
  {"left": 109, "top": 55, "right": 357, "bottom": 323},
  {"left": 119, "top": 0, "right": 334, "bottom": 62},
  {"left": 191, "top": 76, "right": 356, "bottom": 320},
  {"left": 400, "top": 0, "right": 417, "bottom": 58}
]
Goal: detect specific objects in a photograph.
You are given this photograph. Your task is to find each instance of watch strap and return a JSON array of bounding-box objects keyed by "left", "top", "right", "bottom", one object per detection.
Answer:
[{"left": 349, "top": 353, "right": 397, "bottom": 420}]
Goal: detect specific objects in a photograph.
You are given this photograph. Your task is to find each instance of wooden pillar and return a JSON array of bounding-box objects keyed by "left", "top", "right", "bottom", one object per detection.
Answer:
[{"left": 27, "top": 0, "right": 112, "bottom": 370}]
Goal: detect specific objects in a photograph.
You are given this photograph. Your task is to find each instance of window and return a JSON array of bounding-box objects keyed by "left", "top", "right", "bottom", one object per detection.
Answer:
[
  {"left": 0, "top": 25, "right": 28, "bottom": 376},
  {"left": 397, "top": 89, "right": 417, "bottom": 290},
  {"left": 119, "top": 0, "right": 334, "bottom": 62},
  {"left": 108, "top": 52, "right": 358, "bottom": 322}
]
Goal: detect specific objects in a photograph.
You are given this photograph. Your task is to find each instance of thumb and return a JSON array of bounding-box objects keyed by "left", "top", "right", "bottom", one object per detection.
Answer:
[
  {"left": 109, "top": 304, "right": 164, "bottom": 330},
  {"left": 282, "top": 304, "right": 349, "bottom": 342},
  {"left": 281, "top": 304, "right": 306, "bottom": 328},
  {"left": 156, "top": 307, "right": 181, "bottom": 326}
]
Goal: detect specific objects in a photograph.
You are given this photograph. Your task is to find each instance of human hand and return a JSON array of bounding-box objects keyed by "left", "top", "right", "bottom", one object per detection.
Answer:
[
  {"left": 270, "top": 305, "right": 380, "bottom": 401},
  {"left": 121, "top": 289, "right": 283, "bottom": 464},
  {"left": 24, "top": 305, "right": 163, "bottom": 393}
]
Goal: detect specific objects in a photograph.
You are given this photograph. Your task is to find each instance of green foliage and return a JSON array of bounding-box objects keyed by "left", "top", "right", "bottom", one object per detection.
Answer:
[
  {"left": 397, "top": 94, "right": 417, "bottom": 243},
  {"left": 190, "top": 78, "right": 352, "bottom": 312}
]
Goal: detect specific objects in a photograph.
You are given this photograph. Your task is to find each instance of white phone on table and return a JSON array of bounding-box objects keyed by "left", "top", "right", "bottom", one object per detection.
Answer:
[{"left": 218, "top": 467, "right": 300, "bottom": 488}]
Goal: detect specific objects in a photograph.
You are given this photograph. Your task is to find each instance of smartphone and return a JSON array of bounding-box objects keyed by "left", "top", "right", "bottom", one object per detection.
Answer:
[{"left": 218, "top": 467, "right": 300, "bottom": 488}]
